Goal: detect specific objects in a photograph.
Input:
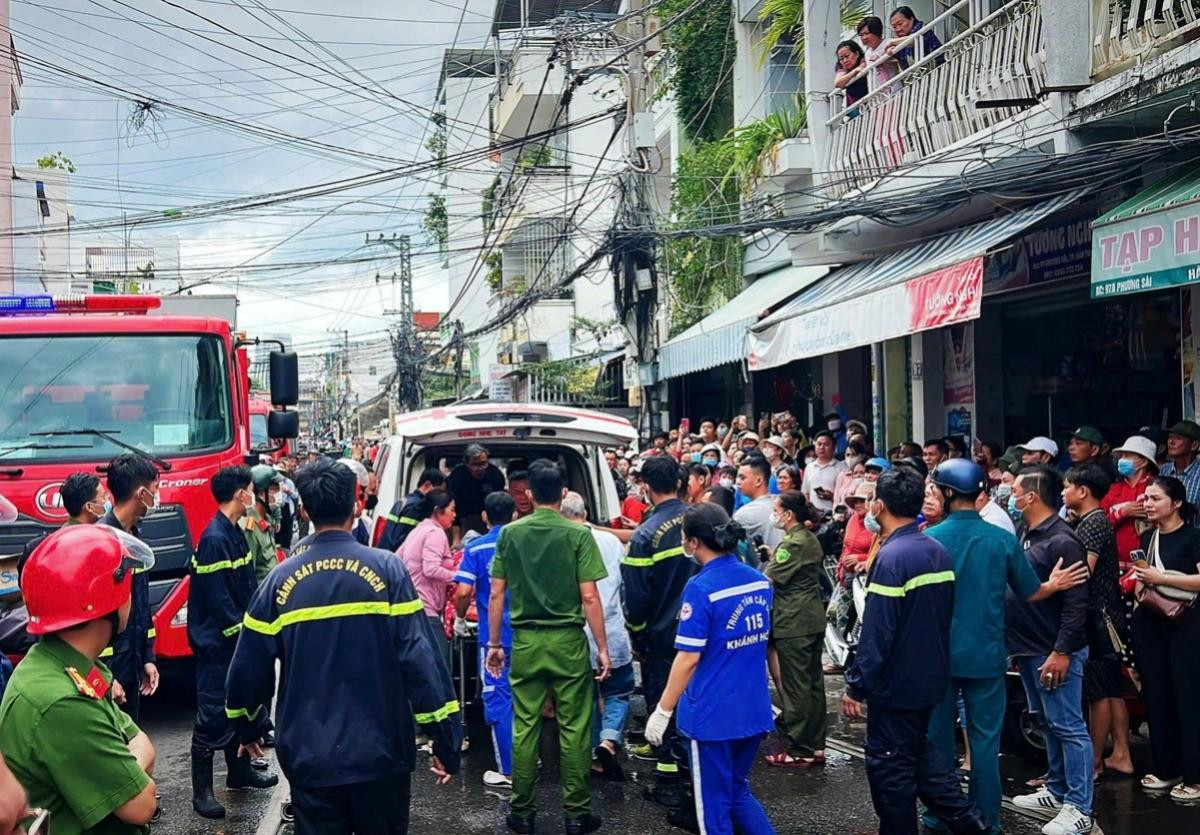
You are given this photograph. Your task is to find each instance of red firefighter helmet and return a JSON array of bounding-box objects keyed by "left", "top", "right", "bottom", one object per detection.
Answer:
[{"left": 23, "top": 525, "right": 155, "bottom": 635}]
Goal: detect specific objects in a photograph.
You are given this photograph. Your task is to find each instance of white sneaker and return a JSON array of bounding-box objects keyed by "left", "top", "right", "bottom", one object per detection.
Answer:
[
  {"left": 1041, "top": 804, "right": 1093, "bottom": 835},
  {"left": 1013, "top": 788, "right": 1063, "bottom": 816},
  {"left": 483, "top": 770, "right": 512, "bottom": 789}
]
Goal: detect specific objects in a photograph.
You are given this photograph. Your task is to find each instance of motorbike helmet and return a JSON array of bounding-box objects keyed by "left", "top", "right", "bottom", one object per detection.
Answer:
[
  {"left": 930, "top": 459, "right": 987, "bottom": 498},
  {"left": 23, "top": 525, "right": 155, "bottom": 635},
  {"left": 335, "top": 458, "right": 370, "bottom": 489},
  {"left": 864, "top": 457, "right": 892, "bottom": 472},
  {"left": 252, "top": 464, "right": 284, "bottom": 494}
]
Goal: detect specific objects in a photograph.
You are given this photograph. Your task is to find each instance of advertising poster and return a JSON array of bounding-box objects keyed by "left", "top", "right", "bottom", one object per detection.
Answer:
[{"left": 943, "top": 322, "right": 975, "bottom": 441}]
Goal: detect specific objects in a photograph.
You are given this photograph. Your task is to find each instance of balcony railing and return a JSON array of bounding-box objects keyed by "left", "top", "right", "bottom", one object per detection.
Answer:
[
  {"left": 823, "top": 0, "right": 1045, "bottom": 198},
  {"left": 1091, "top": 0, "right": 1200, "bottom": 78}
]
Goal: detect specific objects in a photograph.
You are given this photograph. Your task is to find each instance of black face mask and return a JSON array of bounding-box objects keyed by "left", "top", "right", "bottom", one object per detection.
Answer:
[{"left": 365, "top": 495, "right": 379, "bottom": 512}]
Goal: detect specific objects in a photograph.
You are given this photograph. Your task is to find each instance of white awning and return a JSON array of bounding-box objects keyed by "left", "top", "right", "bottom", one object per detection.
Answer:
[{"left": 658, "top": 264, "right": 827, "bottom": 380}]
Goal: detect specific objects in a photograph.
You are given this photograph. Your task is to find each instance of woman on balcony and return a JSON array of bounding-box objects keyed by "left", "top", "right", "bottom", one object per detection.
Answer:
[{"left": 833, "top": 40, "right": 869, "bottom": 109}]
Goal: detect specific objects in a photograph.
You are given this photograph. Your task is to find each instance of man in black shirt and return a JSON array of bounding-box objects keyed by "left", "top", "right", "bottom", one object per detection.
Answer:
[
  {"left": 1006, "top": 465, "right": 1094, "bottom": 834},
  {"left": 447, "top": 443, "right": 507, "bottom": 537}
]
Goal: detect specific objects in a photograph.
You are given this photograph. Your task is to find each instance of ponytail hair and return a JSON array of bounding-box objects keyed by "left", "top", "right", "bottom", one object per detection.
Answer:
[
  {"left": 422, "top": 488, "right": 454, "bottom": 517},
  {"left": 1152, "top": 476, "right": 1196, "bottom": 524},
  {"left": 776, "top": 489, "right": 808, "bottom": 521},
  {"left": 682, "top": 502, "right": 746, "bottom": 553}
]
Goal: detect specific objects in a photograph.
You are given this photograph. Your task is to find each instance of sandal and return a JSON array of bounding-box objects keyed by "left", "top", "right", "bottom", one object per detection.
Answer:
[
  {"left": 1170, "top": 784, "right": 1200, "bottom": 802},
  {"left": 1141, "top": 773, "right": 1181, "bottom": 791},
  {"left": 763, "top": 751, "right": 821, "bottom": 769}
]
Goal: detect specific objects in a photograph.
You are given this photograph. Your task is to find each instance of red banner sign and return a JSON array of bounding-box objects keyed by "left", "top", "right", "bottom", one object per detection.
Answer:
[{"left": 906, "top": 256, "right": 984, "bottom": 332}]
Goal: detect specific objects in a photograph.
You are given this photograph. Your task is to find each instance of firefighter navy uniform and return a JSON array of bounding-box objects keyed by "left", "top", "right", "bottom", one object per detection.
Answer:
[
  {"left": 674, "top": 554, "right": 775, "bottom": 835},
  {"left": 844, "top": 523, "right": 986, "bottom": 835},
  {"left": 189, "top": 511, "right": 259, "bottom": 753},
  {"left": 622, "top": 497, "right": 693, "bottom": 790},
  {"left": 452, "top": 524, "right": 512, "bottom": 776},
  {"left": 100, "top": 510, "right": 155, "bottom": 723},
  {"left": 378, "top": 490, "right": 426, "bottom": 552},
  {"left": 225, "top": 529, "right": 462, "bottom": 834}
]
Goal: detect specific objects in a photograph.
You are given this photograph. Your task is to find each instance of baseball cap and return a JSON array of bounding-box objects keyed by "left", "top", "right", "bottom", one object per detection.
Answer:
[
  {"left": 1070, "top": 426, "right": 1105, "bottom": 446},
  {"left": 1016, "top": 436, "right": 1058, "bottom": 457},
  {"left": 1168, "top": 420, "right": 1200, "bottom": 441}
]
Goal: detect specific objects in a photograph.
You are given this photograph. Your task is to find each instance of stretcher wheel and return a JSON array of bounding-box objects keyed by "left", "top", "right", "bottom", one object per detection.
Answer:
[{"left": 281, "top": 798, "right": 294, "bottom": 823}]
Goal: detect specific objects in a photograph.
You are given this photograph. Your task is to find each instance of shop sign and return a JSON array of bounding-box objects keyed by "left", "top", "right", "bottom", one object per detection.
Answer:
[
  {"left": 985, "top": 213, "right": 1093, "bottom": 294},
  {"left": 749, "top": 257, "right": 983, "bottom": 371},
  {"left": 1091, "top": 204, "right": 1200, "bottom": 298}
]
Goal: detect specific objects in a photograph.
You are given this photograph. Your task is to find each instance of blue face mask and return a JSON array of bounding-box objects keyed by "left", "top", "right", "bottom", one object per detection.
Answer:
[
  {"left": 1007, "top": 494, "right": 1024, "bottom": 521},
  {"left": 103, "top": 500, "right": 113, "bottom": 516},
  {"left": 691, "top": 452, "right": 702, "bottom": 463},
  {"left": 1117, "top": 458, "right": 1136, "bottom": 478},
  {"left": 863, "top": 510, "right": 882, "bottom": 535}
]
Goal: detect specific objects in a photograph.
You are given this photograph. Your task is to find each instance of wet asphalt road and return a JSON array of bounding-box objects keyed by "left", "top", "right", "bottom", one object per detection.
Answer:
[{"left": 141, "top": 674, "right": 1196, "bottom": 835}]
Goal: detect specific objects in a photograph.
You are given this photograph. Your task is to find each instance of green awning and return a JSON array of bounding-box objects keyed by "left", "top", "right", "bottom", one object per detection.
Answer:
[{"left": 1091, "top": 165, "right": 1200, "bottom": 299}]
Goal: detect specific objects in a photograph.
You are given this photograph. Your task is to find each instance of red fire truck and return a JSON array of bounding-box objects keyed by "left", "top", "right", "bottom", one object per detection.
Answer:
[{"left": 0, "top": 293, "right": 298, "bottom": 662}]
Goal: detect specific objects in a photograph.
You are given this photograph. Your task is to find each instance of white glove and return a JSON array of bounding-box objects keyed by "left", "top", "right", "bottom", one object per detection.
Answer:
[
  {"left": 453, "top": 616, "right": 472, "bottom": 638},
  {"left": 644, "top": 705, "right": 674, "bottom": 747}
]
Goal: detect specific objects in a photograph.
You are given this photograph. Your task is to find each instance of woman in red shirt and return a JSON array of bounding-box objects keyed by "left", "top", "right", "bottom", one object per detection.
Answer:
[
  {"left": 839, "top": 481, "right": 876, "bottom": 581},
  {"left": 1101, "top": 435, "right": 1158, "bottom": 569}
]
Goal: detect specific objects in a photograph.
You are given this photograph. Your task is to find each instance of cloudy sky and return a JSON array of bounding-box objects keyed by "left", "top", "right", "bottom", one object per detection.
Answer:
[{"left": 11, "top": 0, "right": 497, "bottom": 383}]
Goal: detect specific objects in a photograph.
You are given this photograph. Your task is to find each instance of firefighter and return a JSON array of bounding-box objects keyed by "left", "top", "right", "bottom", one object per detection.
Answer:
[
  {"left": 621, "top": 455, "right": 694, "bottom": 807},
  {"left": 843, "top": 467, "right": 988, "bottom": 835},
  {"left": 225, "top": 459, "right": 461, "bottom": 834},
  {"left": 0, "top": 525, "right": 158, "bottom": 832},
  {"left": 100, "top": 453, "right": 160, "bottom": 721},
  {"left": 189, "top": 465, "right": 277, "bottom": 819},
  {"left": 247, "top": 465, "right": 284, "bottom": 584},
  {"left": 378, "top": 467, "right": 446, "bottom": 552}
]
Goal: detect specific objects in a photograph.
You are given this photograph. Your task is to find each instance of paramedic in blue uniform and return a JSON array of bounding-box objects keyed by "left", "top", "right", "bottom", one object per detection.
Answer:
[
  {"left": 189, "top": 465, "right": 276, "bottom": 820},
  {"left": 622, "top": 455, "right": 693, "bottom": 806},
  {"left": 225, "top": 459, "right": 462, "bottom": 835},
  {"left": 379, "top": 468, "right": 446, "bottom": 551},
  {"left": 452, "top": 491, "right": 516, "bottom": 789},
  {"left": 644, "top": 503, "right": 775, "bottom": 835},
  {"left": 843, "top": 467, "right": 988, "bottom": 835}
]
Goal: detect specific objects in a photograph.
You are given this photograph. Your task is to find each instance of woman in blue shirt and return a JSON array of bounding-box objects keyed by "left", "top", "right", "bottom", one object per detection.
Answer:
[{"left": 644, "top": 503, "right": 776, "bottom": 835}]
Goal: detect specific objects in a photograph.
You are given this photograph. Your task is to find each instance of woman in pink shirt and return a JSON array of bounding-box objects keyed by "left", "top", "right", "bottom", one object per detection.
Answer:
[{"left": 399, "top": 490, "right": 458, "bottom": 629}]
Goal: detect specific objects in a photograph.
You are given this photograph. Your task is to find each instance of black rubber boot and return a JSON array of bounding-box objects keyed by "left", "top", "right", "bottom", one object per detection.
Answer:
[
  {"left": 225, "top": 745, "right": 279, "bottom": 790},
  {"left": 191, "top": 750, "right": 225, "bottom": 819}
]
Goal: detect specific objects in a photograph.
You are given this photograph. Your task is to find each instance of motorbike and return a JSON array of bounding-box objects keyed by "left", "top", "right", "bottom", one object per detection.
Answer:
[{"left": 816, "top": 508, "right": 866, "bottom": 670}]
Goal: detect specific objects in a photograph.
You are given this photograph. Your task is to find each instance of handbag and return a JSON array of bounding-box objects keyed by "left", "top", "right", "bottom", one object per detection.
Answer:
[{"left": 1135, "top": 530, "right": 1198, "bottom": 621}]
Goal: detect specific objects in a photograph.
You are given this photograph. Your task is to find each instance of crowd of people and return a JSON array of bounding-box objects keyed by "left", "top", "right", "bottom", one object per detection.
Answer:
[{"left": 0, "top": 402, "right": 1197, "bottom": 835}]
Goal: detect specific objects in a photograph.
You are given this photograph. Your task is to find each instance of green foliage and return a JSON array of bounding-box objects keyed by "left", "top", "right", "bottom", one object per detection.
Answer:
[
  {"left": 665, "top": 140, "right": 743, "bottom": 336},
  {"left": 424, "top": 372, "right": 457, "bottom": 405},
  {"left": 481, "top": 176, "right": 499, "bottom": 233},
  {"left": 660, "top": 0, "right": 735, "bottom": 142},
  {"left": 36, "top": 151, "right": 76, "bottom": 173},
  {"left": 422, "top": 194, "right": 448, "bottom": 251},
  {"left": 520, "top": 358, "right": 606, "bottom": 404},
  {"left": 570, "top": 315, "right": 616, "bottom": 345},
  {"left": 720, "top": 105, "right": 807, "bottom": 192},
  {"left": 484, "top": 250, "right": 503, "bottom": 293},
  {"left": 426, "top": 112, "right": 448, "bottom": 166},
  {"left": 758, "top": 0, "right": 870, "bottom": 64},
  {"left": 518, "top": 146, "right": 554, "bottom": 171}
]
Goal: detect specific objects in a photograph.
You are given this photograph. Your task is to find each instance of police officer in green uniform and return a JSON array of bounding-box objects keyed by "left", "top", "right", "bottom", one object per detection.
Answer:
[
  {"left": 247, "top": 465, "right": 284, "bottom": 583},
  {"left": 0, "top": 524, "right": 159, "bottom": 834},
  {"left": 763, "top": 489, "right": 828, "bottom": 767},
  {"left": 486, "top": 459, "right": 610, "bottom": 835}
]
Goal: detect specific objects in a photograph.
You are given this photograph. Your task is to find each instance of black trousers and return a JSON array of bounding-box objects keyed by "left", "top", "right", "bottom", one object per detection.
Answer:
[
  {"left": 864, "top": 705, "right": 984, "bottom": 835},
  {"left": 292, "top": 773, "right": 412, "bottom": 835},
  {"left": 1131, "top": 607, "right": 1200, "bottom": 784},
  {"left": 642, "top": 653, "right": 688, "bottom": 783},
  {"left": 193, "top": 654, "right": 235, "bottom": 751}
]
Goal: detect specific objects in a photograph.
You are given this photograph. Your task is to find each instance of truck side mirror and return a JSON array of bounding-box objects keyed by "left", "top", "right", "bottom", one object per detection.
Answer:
[
  {"left": 268, "top": 410, "right": 300, "bottom": 440},
  {"left": 269, "top": 351, "right": 299, "bottom": 406}
]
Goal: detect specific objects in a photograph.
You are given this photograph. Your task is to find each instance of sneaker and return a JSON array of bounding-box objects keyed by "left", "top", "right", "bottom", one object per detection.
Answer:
[
  {"left": 631, "top": 742, "right": 656, "bottom": 761},
  {"left": 1013, "top": 788, "right": 1063, "bottom": 816},
  {"left": 1041, "top": 804, "right": 1093, "bottom": 835},
  {"left": 483, "top": 770, "right": 512, "bottom": 789}
]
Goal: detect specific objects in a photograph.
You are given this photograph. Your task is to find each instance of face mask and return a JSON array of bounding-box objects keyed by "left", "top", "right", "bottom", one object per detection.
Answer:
[
  {"left": 864, "top": 510, "right": 882, "bottom": 535},
  {"left": 683, "top": 540, "right": 699, "bottom": 564},
  {"left": 103, "top": 499, "right": 113, "bottom": 515},
  {"left": 1117, "top": 458, "right": 1136, "bottom": 478},
  {"left": 770, "top": 512, "right": 788, "bottom": 529},
  {"left": 139, "top": 488, "right": 160, "bottom": 514},
  {"left": 763, "top": 446, "right": 779, "bottom": 461},
  {"left": 691, "top": 452, "right": 702, "bottom": 463},
  {"left": 993, "top": 484, "right": 1011, "bottom": 504},
  {"left": 828, "top": 419, "right": 842, "bottom": 432},
  {"left": 1007, "top": 494, "right": 1024, "bottom": 521},
  {"left": 719, "top": 477, "right": 734, "bottom": 490},
  {"left": 702, "top": 457, "right": 719, "bottom": 468},
  {"left": 845, "top": 454, "right": 860, "bottom": 467},
  {"left": 805, "top": 457, "right": 817, "bottom": 466},
  {"left": 271, "top": 492, "right": 284, "bottom": 508}
]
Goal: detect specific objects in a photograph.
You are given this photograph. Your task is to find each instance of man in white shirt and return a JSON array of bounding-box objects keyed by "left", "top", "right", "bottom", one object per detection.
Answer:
[
  {"left": 976, "top": 490, "right": 1015, "bottom": 534},
  {"left": 801, "top": 431, "right": 847, "bottom": 516},
  {"left": 734, "top": 455, "right": 783, "bottom": 557}
]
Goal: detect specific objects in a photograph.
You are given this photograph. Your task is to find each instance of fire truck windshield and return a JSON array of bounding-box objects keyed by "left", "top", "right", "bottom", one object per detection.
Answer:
[{"left": 0, "top": 333, "right": 233, "bottom": 462}]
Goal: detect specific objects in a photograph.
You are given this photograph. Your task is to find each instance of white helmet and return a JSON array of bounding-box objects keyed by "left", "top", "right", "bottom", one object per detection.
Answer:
[{"left": 335, "top": 458, "right": 370, "bottom": 488}]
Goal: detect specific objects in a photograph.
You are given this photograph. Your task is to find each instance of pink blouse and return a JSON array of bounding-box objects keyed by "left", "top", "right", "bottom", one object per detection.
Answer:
[{"left": 398, "top": 517, "right": 456, "bottom": 617}]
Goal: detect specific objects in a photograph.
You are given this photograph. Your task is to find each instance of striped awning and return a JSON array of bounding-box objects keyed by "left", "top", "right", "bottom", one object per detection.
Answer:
[
  {"left": 658, "top": 264, "right": 827, "bottom": 380},
  {"left": 749, "top": 190, "right": 1087, "bottom": 370},
  {"left": 1094, "top": 165, "right": 1200, "bottom": 227}
]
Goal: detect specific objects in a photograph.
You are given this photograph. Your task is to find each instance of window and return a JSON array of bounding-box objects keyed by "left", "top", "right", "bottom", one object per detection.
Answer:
[
  {"left": 250, "top": 413, "right": 269, "bottom": 448},
  {"left": 0, "top": 334, "right": 233, "bottom": 462}
]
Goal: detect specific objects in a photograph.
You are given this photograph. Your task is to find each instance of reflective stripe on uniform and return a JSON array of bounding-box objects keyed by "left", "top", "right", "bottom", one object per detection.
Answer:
[
  {"left": 622, "top": 545, "right": 685, "bottom": 568},
  {"left": 625, "top": 621, "right": 646, "bottom": 632},
  {"left": 414, "top": 699, "right": 460, "bottom": 724},
  {"left": 98, "top": 647, "right": 113, "bottom": 658},
  {"left": 398, "top": 516, "right": 419, "bottom": 526},
  {"left": 708, "top": 580, "right": 770, "bottom": 602},
  {"left": 192, "top": 551, "right": 253, "bottom": 574},
  {"left": 242, "top": 599, "right": 424, "bottom": 636},
  {"left": 222, "top": 623, "right": 242, "bottom": 637},
  {"left": 225, "top": 704, "right": 264, "bottom": 721},
  {"left": 675, "top": 635, "right": 706, "bottom": 648},
  {"left": 146, "top": 628, "right": 156, "bottom": 640},
  {"left": 866, "top": 570, "right": 955, "bottom": 598},
  {"left": 656, "top": 762, "right": 679, "bottom": 774}
]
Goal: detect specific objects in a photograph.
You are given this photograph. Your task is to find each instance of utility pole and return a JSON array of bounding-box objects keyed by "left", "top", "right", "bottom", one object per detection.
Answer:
[
  {"left": 618, "top": 0, "right": 659, "bottom": 438},
  {"left": 374, "top": 233, "right": 422, "bottom": 414}
]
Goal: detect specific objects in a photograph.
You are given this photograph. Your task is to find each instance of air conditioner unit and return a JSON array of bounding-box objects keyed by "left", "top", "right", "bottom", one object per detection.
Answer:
[{"left": 518, "top": 341, "right": 549, "bottom": 364}]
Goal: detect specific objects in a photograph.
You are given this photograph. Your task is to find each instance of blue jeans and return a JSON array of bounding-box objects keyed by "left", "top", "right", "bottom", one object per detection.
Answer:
[
  {"left": 592, "top": 662, "right": 635, "bottom": 748},
  {"left": 1018, "top": 649, "right": 1093, "bottom": 815}
]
